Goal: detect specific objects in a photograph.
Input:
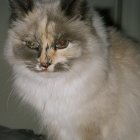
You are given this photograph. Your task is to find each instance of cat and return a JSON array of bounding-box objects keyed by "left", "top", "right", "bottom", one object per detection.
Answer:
[{"left": 5, "top": 0, "right": 140, "bottom": 140}]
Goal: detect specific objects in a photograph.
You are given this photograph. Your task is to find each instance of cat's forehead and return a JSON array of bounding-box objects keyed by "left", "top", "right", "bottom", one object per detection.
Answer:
[
  {"left": 11, "top": 6, "right": 89, "bottom": 46},
  {"left": 39, "top": 19, "right": 56, "bottom": 47},
  {"left": 9, "top": 0, "right": 93, "bottom": 47},
  {"left": 13, "top": 9, "right": 60, "bottom": 43}
]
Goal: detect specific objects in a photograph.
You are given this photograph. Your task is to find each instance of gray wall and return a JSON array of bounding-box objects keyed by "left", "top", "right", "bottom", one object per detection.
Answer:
[
  {"left": 92, "top": 0, "right": 140, "bottom": 41},
  {"left": 122, "top": 0, "right": 140, "bottom": 41},
  {"left": 0, "top": 0, "right": 140, "bottom": 130}
]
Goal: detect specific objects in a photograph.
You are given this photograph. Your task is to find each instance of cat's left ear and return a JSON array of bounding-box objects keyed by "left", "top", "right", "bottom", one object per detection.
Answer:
[
  {"left": 60, "top": 0, "right": 92, "bottom": 22},
  {"left": 9, "top": 0, "right": 34, "bottom": 21}
]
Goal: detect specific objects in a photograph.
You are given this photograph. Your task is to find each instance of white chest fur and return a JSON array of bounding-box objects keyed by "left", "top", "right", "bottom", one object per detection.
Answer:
[
  {"left": 13, "top": 56, "right": 108, "bottom": 140},
  {"left": 14, "top": 68, "right": 92, "bottom": 129}
]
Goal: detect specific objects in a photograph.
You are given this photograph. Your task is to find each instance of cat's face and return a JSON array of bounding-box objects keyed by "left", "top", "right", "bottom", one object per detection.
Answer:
[{"left": 7, "top": 0, "right": 94, "bottom": 73}]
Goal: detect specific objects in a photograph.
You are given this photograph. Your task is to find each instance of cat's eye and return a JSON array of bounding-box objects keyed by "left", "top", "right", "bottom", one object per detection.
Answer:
[
  {"left": 25, "top": 41, "right": 39, "bottom": 50},
  {"left": 55, "top": 40, "right": 69, "bottom": 49}
]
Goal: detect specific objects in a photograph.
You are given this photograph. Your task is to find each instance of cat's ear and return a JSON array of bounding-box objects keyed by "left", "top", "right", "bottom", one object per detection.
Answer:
[
  {"left": 9, "top": 0, "right": 34, "bottom": 21},
  {"left": 60, "top": 0, "right": 92, "bottom": 21}
]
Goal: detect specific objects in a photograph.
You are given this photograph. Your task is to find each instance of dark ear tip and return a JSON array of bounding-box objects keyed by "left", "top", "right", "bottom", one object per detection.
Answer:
[
  {"left": 9, "top": 0, "right": 34, "bottom": 22},
  {"left": 61, "top": 0, "right": 92, "bottom": 21}
]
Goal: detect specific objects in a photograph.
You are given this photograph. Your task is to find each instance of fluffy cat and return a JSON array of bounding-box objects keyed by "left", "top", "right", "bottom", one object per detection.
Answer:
[{"left": 5, "top": 0, "right": 140, "bottom": 140}]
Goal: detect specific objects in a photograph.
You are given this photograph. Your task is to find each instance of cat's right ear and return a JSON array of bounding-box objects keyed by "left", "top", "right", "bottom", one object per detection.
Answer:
[
  {"left": 60, "top": 0, "right": 92, "bottom": 22},
  {"left": 9, "top": 0, "right": 34, "bottom": 21}
]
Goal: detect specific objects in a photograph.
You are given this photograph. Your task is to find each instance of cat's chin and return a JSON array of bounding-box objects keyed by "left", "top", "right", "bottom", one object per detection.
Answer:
[
  {"left": 34, "top": 62, "right": 70, "bottom": 74},
  {"left": 34, "top": 63, "right": 55, "bottom": 72},
  {"left": 33, "top": 70, "right": 68, "bottom": 79},
  {"left": 30, "top": 65, "right": 69, "bottom": 79}
]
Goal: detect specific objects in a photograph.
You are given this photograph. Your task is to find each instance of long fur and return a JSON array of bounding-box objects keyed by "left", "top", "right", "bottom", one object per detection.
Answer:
[{"left": 5, "top": 0, "right": 140, "bottom": 140}]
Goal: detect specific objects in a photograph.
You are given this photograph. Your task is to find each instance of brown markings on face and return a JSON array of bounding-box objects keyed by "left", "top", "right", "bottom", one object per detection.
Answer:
[
  {"left": 38, "top": 21, "right": 56, "bottom": 66},
  {"left": 10, "top": 3, "right": 95, "bottom": 73}
]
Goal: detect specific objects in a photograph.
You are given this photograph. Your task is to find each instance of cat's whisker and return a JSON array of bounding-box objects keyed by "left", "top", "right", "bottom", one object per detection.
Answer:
[
  {"left": 6, "top": 87, "right": 15, "bottom": 111},
  {"left": 5, "top": 72, "right": 19, "bottom": 111},
  {"left": 4, "top": 72, "right": 15, "bottom": 85},
  {"left": 9, "top": 72, "right": 18, "bottom": 81},
  {"left": 67, "top": 67, "right": 81, "bottom": 77}
]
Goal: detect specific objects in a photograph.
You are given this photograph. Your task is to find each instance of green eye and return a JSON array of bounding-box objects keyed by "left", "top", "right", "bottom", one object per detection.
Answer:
[
  {"left": 55, "top": 40, "right": 69, "bottom": 49},
  {"left": 25, "top": 41, "right": 39, "bottom": 49}
]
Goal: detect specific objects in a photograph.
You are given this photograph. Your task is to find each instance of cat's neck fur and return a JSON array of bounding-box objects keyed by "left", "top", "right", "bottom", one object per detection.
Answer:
[{"left": 12, "top": 12, "right": 110, "bottom": 139}]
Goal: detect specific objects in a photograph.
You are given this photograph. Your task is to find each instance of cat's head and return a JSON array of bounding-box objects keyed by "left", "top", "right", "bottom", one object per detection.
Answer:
[{"left": 6, "top": 0, "right": 96, "bottom": 73}]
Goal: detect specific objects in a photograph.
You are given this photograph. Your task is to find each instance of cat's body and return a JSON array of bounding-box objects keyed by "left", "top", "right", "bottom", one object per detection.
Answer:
[{"left": 5, "top": 0, "right": 140, "bottom": 140}]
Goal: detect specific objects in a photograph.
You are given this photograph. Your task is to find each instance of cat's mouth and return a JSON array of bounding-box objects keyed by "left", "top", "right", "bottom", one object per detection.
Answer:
[
  {"left": 35, "top": 63, "right": 48, "bottom": 72},
  {"left": 25, "top": 60, "right": 71, "bottom": 73},
  {"left": 34, "top": 63, "right": 54, "bottom": 72},
  {"left": 33, "top": 62, "right": 70, "bottom": 73}
]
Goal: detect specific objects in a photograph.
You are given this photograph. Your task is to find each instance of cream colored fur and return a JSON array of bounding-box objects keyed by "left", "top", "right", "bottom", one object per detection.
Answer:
[{"left": 5, "top": 11, "right": 140, "bottom": 140}]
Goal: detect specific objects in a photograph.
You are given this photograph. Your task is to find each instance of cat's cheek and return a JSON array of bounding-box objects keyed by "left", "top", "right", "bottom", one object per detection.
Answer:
[
  {"left": 35, "top": 64, "right": 46, "bottom": 71},
  {"left": 57, "top": 43, "right": 82, "bottom": 59},
  {"left": 47, "top": 64, "right": 55, "bottom": 72}
]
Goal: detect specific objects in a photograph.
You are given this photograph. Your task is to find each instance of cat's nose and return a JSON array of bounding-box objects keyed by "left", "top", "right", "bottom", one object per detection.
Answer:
[
  {"left": 40, "top": 62, "right": 49, "bottom": 68},
  {"left": 40, "top": 60, "right": 52, "bottom": 68}
]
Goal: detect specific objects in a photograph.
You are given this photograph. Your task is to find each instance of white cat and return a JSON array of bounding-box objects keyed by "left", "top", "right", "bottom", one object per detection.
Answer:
[{"left": 5, "top": 0, "right": 140, "bottom": 140}]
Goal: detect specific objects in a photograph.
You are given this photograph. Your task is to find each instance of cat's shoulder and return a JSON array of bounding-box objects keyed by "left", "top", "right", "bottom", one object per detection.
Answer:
[{"left": 108, "top": 28, "right": 140, "bottom": 67}]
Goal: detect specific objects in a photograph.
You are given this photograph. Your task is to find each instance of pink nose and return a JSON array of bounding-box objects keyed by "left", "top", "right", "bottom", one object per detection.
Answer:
[{"left": 40, "top": 62, "right": 49, "bottom": 68}]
